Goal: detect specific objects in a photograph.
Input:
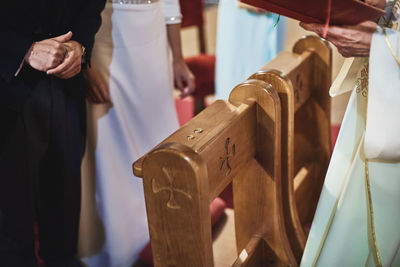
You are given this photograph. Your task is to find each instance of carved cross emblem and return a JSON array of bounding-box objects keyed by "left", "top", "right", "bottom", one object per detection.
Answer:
[
  {"left": 152, "top": 167, "right": 192, "bottom": 209},
  {"left": 219, "top": 137, "right": 236, "bottom": 176},
  {"left": 295, "top": 73, "right": 303, "bottom": 103}
]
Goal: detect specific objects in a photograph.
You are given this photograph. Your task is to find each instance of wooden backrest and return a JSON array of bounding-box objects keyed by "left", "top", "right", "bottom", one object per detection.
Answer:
[
  {"left": 133, "top": 80, "right": 295, "bottom": 266},
  {"left": 133, "top": 36, "right": 332, "bottom": 266},
  {"left": 250, "top": 35, "right": 332, "bottom": 262}
]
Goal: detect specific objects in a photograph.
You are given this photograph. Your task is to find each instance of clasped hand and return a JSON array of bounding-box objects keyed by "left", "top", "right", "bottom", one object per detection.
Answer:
[
  {"left": 300, "top": 21, "right": 378, "bottom": 57},
  {"left": 24, "top": 31, "right": 83, "bottom": 79},
  {"left": 300, "top": 0, "right": 385, "bottom": 58}
]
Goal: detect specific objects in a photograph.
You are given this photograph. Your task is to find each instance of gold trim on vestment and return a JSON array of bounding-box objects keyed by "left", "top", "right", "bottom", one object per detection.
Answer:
[
  {"left": 383, "top": 28, "right": 400, "bottom": 67},
  {"left": 364, "top": 83, "right": 383, "bottom": 267},
  {"left": 364, "top": 160, "right": 383, "bottom": 267},
  {"left": 311, "top": 66, "right": 383, "bottom": 267}
]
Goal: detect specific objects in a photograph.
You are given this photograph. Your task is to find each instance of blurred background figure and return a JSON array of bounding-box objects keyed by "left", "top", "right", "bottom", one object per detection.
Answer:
[
  {"left": 215, "top": 0, "right": 286, "bottom": 100},
  {"left": 78, "top": 0, "right": 194, "bottom": 266}
]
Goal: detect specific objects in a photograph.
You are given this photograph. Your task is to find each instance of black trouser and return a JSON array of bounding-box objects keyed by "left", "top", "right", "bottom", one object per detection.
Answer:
[{"left": 0, "top": 73, "right": 85, "bottom": 267}]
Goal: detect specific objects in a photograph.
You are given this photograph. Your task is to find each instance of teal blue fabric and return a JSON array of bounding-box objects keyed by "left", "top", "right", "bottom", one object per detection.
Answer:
[{"left": 215, "top": 0, "right": 286, "bottom": 100}]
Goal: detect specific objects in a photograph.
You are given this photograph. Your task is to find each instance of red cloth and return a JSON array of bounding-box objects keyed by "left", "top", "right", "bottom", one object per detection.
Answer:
[
  {"left": 139, "top": 197, "right": 227, "bottom": 266},
  {"left": 240, "top": 0, "right": 384, "bottom": 25},
  {"left": 179, "top": 0, "right": 204, "bottom": 28},
  {"left": 184, "top": 55, "right": 215, "bottom": 99}
]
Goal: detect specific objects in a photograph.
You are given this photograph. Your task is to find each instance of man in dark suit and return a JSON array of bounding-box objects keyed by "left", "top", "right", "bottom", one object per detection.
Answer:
[{"left": 0, "top": 0, "right": 105, "bottom": 266}]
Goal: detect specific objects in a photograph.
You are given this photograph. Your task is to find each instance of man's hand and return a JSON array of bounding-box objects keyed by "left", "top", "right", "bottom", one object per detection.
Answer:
[
  {"left": 46, "top": 38, "right": 83, "bottom": 79},
  {"left": 83, "top": 66, "right": 111, "bottom": 104},
  {"left": 300, "top": 21, "right": 378, "bottom": 57},
  {"left": 24, "top": 31, "right": 72, "bottom": 72},
  {"left": 365, "top": 0, "right": 386, "bottom": 9},
  {"left": 173, "top": 59, "right": 195, "bottom": 98}
]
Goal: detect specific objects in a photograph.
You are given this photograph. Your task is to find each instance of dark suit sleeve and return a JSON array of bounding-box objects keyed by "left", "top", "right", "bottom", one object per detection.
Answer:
[
  {"left": 0, "top": 24, "right": 33, "bottom": 82},
  {"left": 71, "top": 0, "right": 106, "bottom": 64}
]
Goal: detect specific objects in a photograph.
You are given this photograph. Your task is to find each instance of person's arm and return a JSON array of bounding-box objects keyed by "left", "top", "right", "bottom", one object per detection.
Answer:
[
  {"left": 300, "top": 21, "right": 378, "bottom": 57},
  {"left": 162, "top": 0, "right": 195, "bottom": 98},
  {"left": 75, "top": 0, "right": 109, "bottom": 103},
  {"left": 70, "top": 0, "right": 106, "bottom": 67},
  {"left": 166, "top": 23, "right": 195, "bottom": 98},
  {"left": 0, "top": 22, "right": 76, "bottom": 80},
  {"left": 83, "top": 66, "right": 111, "bottom": 104},
  {"left": 299, "top": 0, "right": 386, "bottom": 58},
  {"left": 48, "top": 0, "right": 106, "bottom": 79}
]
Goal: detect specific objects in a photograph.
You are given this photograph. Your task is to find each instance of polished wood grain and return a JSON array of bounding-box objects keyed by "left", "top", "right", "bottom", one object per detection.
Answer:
[
  {"left": 250, "top": 35, "right": 332, "bottom": 262},
  {"left": 134, "top": 78, "right": 295, "bottom": 266},
  {"left": 230, "top": 81, "right": 297, "bottom": 266},
  {"left": 132, "top": 36, "right": 332, "bottom": 266}
]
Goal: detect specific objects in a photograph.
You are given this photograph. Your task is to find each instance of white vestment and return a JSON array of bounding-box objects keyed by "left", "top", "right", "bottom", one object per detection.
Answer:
[
  {"left": 78, "top": 1, "right": 181, "bottom": 266},
  {"left": 301, "top": 2, "right": 400, "bottom": 266}
]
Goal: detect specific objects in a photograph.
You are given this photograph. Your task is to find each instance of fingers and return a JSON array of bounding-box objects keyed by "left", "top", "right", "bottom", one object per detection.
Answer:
[
  {"left": 86, "top": 87, "right": 100, "bottom": 103},
  {"left": 54, "top": 61, "right": 81, "bottom": 79},
  {"left": 52, "top": 31, "right": 73, "bottom": 43},
  {"left": 300, "top": 21, "right": 373, "bottom": 57},
  {"left": 91, "top": 85, "right": 105, "bottom": 103},
  {"left": 175, "top": 74, "right": 184, "bottom": 91},
  {"left": 180, "top": 74, "right": 195, "bottom": 98},
  {"left": 46, "top": 54, "right": 73, "bottom": 75},
  {"left": 186, "top": 73, "right": 195, "bottom": 93},
  {"left": 98, "top": 81, "right": 111, "bottom": 103},
  {"left": 299, "top": 22, "right": 318, "bottom": 32},
  {"left": 87, "top": 80, "right": 110, "bottom": 103},
  {"left": 46, "top": 49, "right": 81, "bottom": 75},
  {"left": 179, "top": 86, "right": 192, "bottom": 98},
  {"left": 178, "top": 76, "right": 195, "bottom": 98},
  {"left": 88, "top": 84, "right": 108, "bottom": 103},
  {"left": 25, "top": 40, "right": 68, "bottom": 72},
  {"left": 300, "top": 22, "right": 329, "bottom": 38},
  {"left": 47, "top": 40, "right": 83, "bottom": 76},
  {"left": 365, "top": 0, "right": 386, "bottom": 8},
  {"left": 83, "top": 68, "right": 111, "bottom": 103},
  {"left": 173, "top": 61, "right": 195, "bottom": 98}
]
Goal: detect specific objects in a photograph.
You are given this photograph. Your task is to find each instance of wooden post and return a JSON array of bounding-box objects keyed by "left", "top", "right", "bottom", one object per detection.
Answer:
[
  {"left": 250, "top": 36, "right": 332, "bottom": 262},
  {"left": 230, "top": 80, "right": 297, "bottom": 267},
  {"left": 141, "top": 143, "right": 213, "bottom": 266}
]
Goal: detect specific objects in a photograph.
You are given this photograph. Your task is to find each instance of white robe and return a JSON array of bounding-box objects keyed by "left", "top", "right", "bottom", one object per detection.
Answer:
[
  {"left": 300, "top": 3, "right": 400, "bottom": 266},
  {"left": 78, "top": 1, "right": 181, "bottom": 266}
]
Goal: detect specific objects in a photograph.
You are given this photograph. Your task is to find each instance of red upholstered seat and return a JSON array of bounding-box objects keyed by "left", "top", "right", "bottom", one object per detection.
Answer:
[
  {"left": 138, "top": 197, "right": 228, "bottom": 266},
  {"left": 184, "top": 54, "right": 215, "bottom": 99}
]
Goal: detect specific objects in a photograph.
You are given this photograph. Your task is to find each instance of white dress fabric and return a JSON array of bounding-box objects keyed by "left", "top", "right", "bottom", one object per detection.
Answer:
[
  {"left": 78, "top": 1, "right": 181, "bottom": 266},
  {"left": 300, "top": 2, "right": 400, "bottom": 266}
]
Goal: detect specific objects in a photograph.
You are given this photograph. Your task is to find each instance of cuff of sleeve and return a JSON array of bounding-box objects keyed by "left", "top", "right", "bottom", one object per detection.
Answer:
[
  {"left": 71, "top": 36, "right": 94, "bottom": 68},
  {"left": 0, "top": 31, "right": 33, "bottom": 82},
  {"left": 14, "top": 58, "right": 25, "bottom": 77},
  {"left": 165, "top": 15, "right": 182, "bottom": 24}
]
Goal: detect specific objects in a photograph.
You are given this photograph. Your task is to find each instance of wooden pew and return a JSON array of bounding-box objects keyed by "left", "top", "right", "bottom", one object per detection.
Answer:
[
  {"left": 133, "top": 79, "right": 296, "bottom": 266},
  {"left": 133, "top": 36, "right": 332, "bottom": 266},
  {"left": 250, "top": 35, "right": 332, "bottom": 261}
]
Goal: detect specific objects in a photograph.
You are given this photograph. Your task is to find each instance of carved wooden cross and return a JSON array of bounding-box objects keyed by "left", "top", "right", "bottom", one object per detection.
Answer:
[
  {"left": 152, "top": 167, "right": 192, "bottom": 209},
  {"left": 295, "top": 73, "right": 303, "bottom": 103},
  {"left": 219, "top": 137, "right": 236, "bottom": 176}
]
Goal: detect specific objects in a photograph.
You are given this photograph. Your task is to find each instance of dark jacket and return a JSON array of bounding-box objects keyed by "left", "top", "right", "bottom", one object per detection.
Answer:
[{"left": 0, "top": 0, "right": 105, "bottom": 110}]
